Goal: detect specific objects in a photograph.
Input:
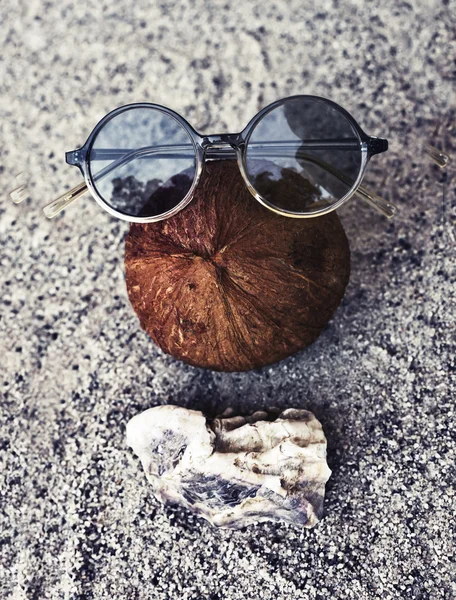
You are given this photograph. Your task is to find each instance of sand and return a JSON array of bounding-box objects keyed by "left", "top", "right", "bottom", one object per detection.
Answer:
[{"left": 0, "top": 1, "right": 455, "bottom": 598}]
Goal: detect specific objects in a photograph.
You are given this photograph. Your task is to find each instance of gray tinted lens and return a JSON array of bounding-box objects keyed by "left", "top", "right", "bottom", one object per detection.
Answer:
[
  {"left": 89, "top": 107, "right": 196, "bottom": 217},
  {"left": 245, "top": 98, "right": 363, "bottom": 213}
]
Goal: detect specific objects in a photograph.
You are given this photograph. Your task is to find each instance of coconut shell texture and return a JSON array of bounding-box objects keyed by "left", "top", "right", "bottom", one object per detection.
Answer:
[{"left": 125, "top": 160, "right": 350, "bottom": 372}]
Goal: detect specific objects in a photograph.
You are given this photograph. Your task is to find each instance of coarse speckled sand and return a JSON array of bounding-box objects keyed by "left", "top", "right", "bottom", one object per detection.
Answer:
[{"left": 0, "top": 1, "right": 455, "bottom": 598}]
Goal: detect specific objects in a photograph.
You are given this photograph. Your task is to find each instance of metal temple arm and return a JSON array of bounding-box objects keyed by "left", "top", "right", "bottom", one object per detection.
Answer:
[
  {"left": 42, "top": 181, "right": 88, "bottom": 219},
  {"left": 248, "top": 144, "right": 397, "bottom": 218},
  {"left": 43, "top": 140, "right": 394, "bottom": 218},
  {"left": 426, "top": 144, "right": 450, "bottom": 168}
]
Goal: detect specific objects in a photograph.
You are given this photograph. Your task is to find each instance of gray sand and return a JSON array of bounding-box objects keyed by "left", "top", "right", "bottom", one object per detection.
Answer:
[{"left": 1, "top": 1, "right": 455, "bottom": 598}]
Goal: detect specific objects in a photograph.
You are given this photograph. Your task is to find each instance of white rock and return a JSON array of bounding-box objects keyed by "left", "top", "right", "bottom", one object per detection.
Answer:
[{"left": 127, "top": 405, "right": 331, "bottom": 528}]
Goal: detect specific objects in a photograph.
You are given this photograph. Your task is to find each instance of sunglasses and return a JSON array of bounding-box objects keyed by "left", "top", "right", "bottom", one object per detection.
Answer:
[{"left": 43, "top": 95, "right": 398, "bottom": 222}]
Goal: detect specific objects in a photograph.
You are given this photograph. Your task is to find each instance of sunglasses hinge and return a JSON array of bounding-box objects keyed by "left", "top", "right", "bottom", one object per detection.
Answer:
[
  {"left": 367, "top": 137, "right": 388, "bottom": 155},
  {"left": 66, "top": 149, "right": 85, "bottom": 166}
]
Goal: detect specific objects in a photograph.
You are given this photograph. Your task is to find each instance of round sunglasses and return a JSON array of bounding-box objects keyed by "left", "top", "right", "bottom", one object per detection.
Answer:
[{"left": 43, "top": 95, "right": 397, "bottom": 222}]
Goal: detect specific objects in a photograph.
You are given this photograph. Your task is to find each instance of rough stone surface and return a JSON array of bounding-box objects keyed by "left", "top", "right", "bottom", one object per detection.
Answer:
[
  {"left": 0, "top": 1, "right": 455, "bottom": 599},
  {"left": 127, "top": 405, "right": 331, "bottom": 528}
]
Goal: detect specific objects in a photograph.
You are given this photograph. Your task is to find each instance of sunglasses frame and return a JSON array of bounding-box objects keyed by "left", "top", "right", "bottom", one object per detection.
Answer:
[{"left": 56, "top": 95, "right": 391, "bottom": 223}]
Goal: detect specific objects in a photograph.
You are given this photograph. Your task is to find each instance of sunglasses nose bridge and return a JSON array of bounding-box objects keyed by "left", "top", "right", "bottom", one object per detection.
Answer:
[
  {"left": 201, "top": 133, "right": 244, "bottom": 162},
  {"left": 201, "top": 133, "right": 243, "bottom": 148}
]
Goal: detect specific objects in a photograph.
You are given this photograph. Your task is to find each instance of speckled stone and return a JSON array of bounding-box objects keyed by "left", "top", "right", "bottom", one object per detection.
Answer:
[{"left": 0, "top": 1, "right": 455, "bottom": 599}]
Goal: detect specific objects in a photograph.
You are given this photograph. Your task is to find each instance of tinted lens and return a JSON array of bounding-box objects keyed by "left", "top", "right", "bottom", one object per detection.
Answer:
[
  {"left": 245, "top": 97, "right": 363, "bottom": 213},
  {"left": 88, "top": 107, "right": 196, "bottom": 218}
]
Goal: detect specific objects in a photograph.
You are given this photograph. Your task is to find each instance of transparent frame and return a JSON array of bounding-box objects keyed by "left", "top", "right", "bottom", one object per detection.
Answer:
[{"left": 43, "top": 95, "right": 397, "bottom": 222}]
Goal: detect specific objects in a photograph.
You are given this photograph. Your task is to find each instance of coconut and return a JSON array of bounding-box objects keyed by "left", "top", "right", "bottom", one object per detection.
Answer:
[{"left": 125, "top": 160, "right": 350, "bottom": 371}]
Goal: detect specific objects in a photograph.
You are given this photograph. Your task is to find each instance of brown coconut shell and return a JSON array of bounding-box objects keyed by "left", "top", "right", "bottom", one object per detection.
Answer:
[{"left": 125, "top": 160, "right": 350, "bottom": 372}]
